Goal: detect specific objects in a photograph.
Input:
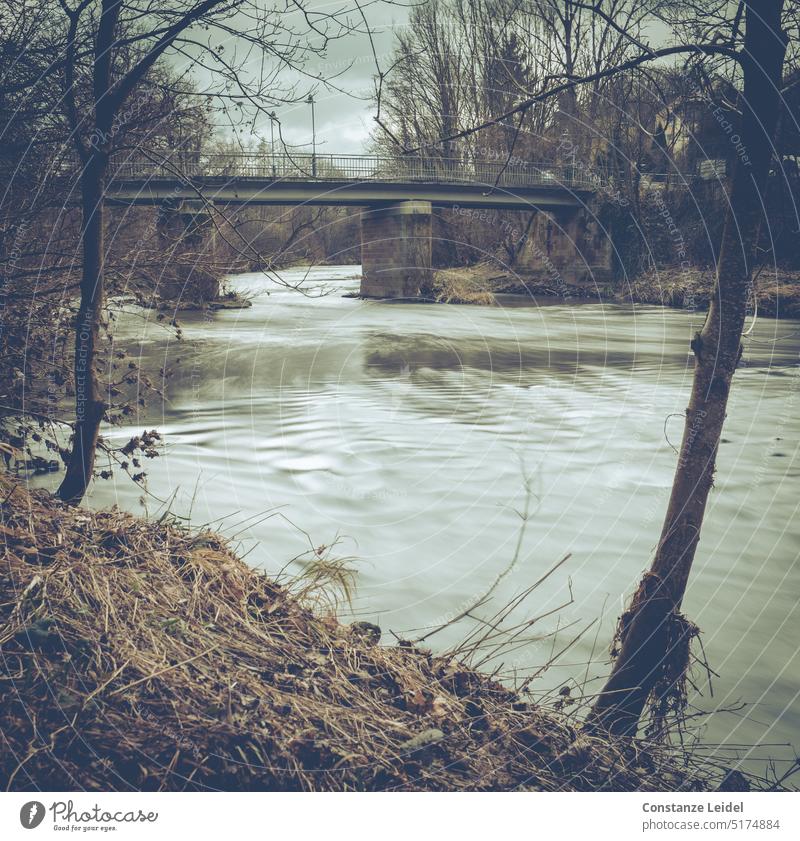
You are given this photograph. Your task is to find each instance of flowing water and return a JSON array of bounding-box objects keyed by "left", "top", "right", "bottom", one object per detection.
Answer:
[{"left": 62, "top": 266, "right": 800, "bottom": 770}]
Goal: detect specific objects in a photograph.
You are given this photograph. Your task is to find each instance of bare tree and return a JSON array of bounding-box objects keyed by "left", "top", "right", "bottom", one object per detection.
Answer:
[
  {"left": 1, "top": 2, "right": 211, "bottom": 476},
  {"left": 50, "top": 0, "right": 368, "bottom": 503},
  {"left": 589, "top": 0, "right": 789, "bottom": 736},
  {"left": 379, "top": 0, "right": 792, "bottom": 736}
]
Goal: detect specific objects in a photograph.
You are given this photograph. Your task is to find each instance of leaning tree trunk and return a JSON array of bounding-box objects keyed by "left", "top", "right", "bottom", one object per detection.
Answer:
[
  {"left": 57, "top": 152, "right": 108, "bottom": 503},
  {"left": 589, "top": 0, "right": 787, "bottom": 736},
  {"left": 57, "top": 0, "right": 122, "bottom": 504}
]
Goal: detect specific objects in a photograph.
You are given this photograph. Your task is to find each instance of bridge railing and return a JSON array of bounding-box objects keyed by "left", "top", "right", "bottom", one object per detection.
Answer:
[{"left": 109, "top": 152, "right": 604, "bottom": 190}]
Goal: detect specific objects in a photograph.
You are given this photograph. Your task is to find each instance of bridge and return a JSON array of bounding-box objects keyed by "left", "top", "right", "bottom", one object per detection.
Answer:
[
  {"left": 106, "top": 153, "right": 613, "bottom": 298},
  {"left": 108, "top": 152, "right": 600, "bottom": 209}
]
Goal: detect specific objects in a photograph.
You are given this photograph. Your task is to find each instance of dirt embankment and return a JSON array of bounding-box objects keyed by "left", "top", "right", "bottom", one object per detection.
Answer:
[
  {"left": 0, "top": 475, "right": 748, "bottom": 792},
  {"left": 432, "top": 263, "right": 608, "bottom": 305},
  {"left": 615, "top": 267, "right": 800, "bottom": 319},
  {"left": 433, "top": 263, "right": 800, "bottom": 318}
]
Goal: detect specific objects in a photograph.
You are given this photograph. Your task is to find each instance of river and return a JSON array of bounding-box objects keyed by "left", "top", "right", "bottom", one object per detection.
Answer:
[{"left": 72, "top": 265, "right": 800, "bottom": 773}]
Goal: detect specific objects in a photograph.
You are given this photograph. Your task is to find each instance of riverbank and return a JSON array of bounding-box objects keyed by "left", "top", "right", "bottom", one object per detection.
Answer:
[
  {"left": 433, "top": 264, "right": 800, "bottom": 317},
  {"left": 432, "top": 263, "right": 603, "bottom": 305},
  {"left": 618, "top": 268, "right": 800, "bottom": 318},
  {"left": 0, "top": 474, "right": 741, "bottom": 792}
]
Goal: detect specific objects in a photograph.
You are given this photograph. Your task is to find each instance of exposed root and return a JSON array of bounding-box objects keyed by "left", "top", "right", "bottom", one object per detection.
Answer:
[
  {"left": 609, "top": 573, "right": 701, "bottom": 740},
  {"left": 644, "top": 613, "right": 701, "bottom": 739}
]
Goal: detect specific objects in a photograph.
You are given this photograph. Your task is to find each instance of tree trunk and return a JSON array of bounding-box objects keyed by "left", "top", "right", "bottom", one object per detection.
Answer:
[
  {"left": 57, "top": 0, "right": 122, "bottom": 504},
  {"left": 589, "top": 0, "right": 787, "bottom": 736},
  {"left": 57, "top": 152, "right": 108, "bottom": 503}
]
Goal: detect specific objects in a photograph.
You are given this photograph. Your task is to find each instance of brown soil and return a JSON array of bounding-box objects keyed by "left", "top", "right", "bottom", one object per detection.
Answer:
[{"left": 0, "top": 474, "right": 744, "bottom": 791}]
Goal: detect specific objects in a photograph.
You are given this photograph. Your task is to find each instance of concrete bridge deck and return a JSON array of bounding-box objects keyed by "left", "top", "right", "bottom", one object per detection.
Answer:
[{"left": 105, "top": 152, "right": 600, "bottom": 210}]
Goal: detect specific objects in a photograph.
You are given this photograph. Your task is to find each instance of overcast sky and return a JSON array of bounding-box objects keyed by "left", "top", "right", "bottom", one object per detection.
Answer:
[
  {"left": 180, "top": 1, "right": 677, "bottom": 157},
  {"left": 191, "top": 2, "right": 412, "bottom": 155}
]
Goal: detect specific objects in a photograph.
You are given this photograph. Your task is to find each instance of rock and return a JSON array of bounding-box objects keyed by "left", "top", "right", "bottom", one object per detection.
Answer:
[
  {"left": 554, "top": 735, "right": 593, "bottom": 769},
  {"left": 349, "top": 621, "right": 381, "bottom": 645},
  {"left": 514, "top": 725, "right": 552, "bottom": 755},
  {"left": 399, "top": 728, "right": 445, "bottom": 754},
  {"left": 430, "top": 695, "right": 449, "bottom": 719},
  {"left": 306, "top": 651, "right": 328, "bottom": 667},
  {"left": 442, "top": 666, "right": 481, "bottom": 697},
  {"left": 718, "top": 769, "right": 750, "bottom": 792},
  {"left": 15, "top": 617, "right": 58, "bottom": 651},
  {"left": 406, "top": 688, "right": 430, "bottom": 714}
]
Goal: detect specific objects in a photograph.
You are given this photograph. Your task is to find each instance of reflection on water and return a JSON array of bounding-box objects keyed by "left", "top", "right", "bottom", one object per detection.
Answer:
[{"left": 58, "top": 266, "right": 800, "bottom": 766}]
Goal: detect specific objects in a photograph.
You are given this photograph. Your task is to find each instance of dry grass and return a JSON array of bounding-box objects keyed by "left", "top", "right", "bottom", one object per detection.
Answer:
[
  {"left": 619, "top": 267, "right": 800, "bottom": 319},
  {"left": 0, "top": 474, "right": 745, "bottom": 792},
  {"left": 432, "top": 266, "right": 499, "bottom": 305},
  {"left": 431, "top": 263, "right": 800, "bottom": 319},
  {"left": 432, "top": 263, "right": 600, "bottom": 303},
  {"left": 618, "top": 267, "right": 715, "bottom": 311}
]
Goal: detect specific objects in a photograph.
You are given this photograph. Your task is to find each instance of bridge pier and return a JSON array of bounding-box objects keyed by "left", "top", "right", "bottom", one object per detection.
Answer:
[
  {"left": 156, "top": 198, "right": 220, "bottom": 302},
  {"left": 519, "top": 208, "right": 612, "bottom": 286},
  {"left": 360, "top": 200, "right": 433, "bottom": 299}
]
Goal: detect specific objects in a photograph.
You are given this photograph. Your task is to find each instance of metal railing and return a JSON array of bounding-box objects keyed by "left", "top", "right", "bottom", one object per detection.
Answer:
[{"left": 108, "top": 152, "right": 604, "bottom": 190}]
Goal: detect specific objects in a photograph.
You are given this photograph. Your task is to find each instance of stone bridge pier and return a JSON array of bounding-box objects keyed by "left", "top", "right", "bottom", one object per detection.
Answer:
[
  {"left": 156, "top": 198, "right": 220, "bottom": 302},
  {"left": 518, "top": 208, "right": 613, "bottom": 286},
  {"left": 359, "top": 200, "right": 613, "bottom": 299},
  {"left": 360, "top": 201, "right": 433, "bottom": 299}
]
